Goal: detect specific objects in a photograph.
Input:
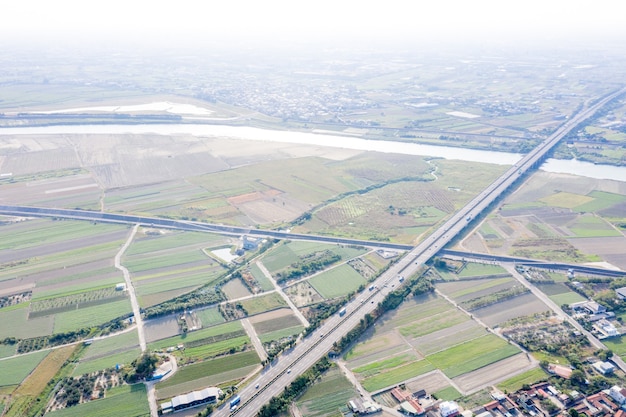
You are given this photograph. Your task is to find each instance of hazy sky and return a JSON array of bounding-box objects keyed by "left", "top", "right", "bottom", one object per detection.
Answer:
[{"left": 2, "top": 0, "right": 624, "bottom": 46}]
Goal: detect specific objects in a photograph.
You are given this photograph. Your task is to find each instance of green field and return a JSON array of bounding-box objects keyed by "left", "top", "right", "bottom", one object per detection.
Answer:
[
  {"left": 46, "top": 384, "right": 150, "bottom": 417},
  {"left": 446, "top": 277, "right": 513, "bottom": 299},
  {"left": 239, "top": 292, "right": 287, "bottom": 315},
  {"left": 0, "top": 308, "right": 54, "bottom": 340},
  {"left": 360, "top": 359, "right": 435, "bottom": 392},
  {"left": 497, "top": 367, "right": 548, "bottom": 392},
  {"left": 73, "top": 348, "right": 142, "bottom": 376},
  {"left": 149, "top": 321, "right": 243, "bottom": 351},
  {"left": 0, "top": 220, "right": 126, "bottom": 251},
  {"left": 249, "top": 263, "right": 274, "bottom": 291},
  {"left": 259, "top": 325, "right": 305, "bottom": 343},
  {"left": 426, "top": 335, "right": 520, "bottom": 378},
  {"left": 195, "top": 306, "right": 225, "bottom": 327},
  {"left": 0, "top": 351, "right": 49, "bottom": 386},
  {"left": 126, "top": 231, "right": 223, "bottom": 255},
  {"left": 53, "top": 299, "right": 133, "bottom": 333},
  {"left": 309, "top": 264, "right": 367, "bottom": 299},
  {"left": 567, "top": 215, "right": 622, "bottom": 238},
  {"left": 574, "top": 190, "right": 626, "bottom": 213},
  {"left": 352, "top": 353, "right": 420, "bottom": 377},
  {"left": 398, "top": 309, "right": 469, "bottom": 338},
  {"left": 156, "top": 350, "right": 259, "bottom": 389},
  {"left": 434, "top": 386, "right": 462, "bottom": 401},
  {"left": 81, "top": 331, "right": 139, "bottom": 360},
  {"left": 296, "top": 366, "right": 355, "bottom": 416}
]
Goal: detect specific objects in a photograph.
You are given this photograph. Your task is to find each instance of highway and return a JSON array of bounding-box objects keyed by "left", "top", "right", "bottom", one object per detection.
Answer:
[{"left": 0, "top": 87, "right": 623, "bottom": 417}]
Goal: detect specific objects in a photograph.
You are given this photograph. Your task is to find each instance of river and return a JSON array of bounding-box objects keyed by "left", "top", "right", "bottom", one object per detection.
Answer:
[{"left": 1, "top": 123, "right": 625, "bottom": 181}]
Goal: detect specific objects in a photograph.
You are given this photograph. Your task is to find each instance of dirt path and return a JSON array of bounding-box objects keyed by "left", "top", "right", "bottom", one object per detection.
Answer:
[
  {"left": 256, "top": 261, "right": 310, "bottom": 327},
  {"left": 241, "top": 318, "right": 268, "bottom": 363},
  {"left": 114, "top": 224, "right": 159, "bottom": 417}
]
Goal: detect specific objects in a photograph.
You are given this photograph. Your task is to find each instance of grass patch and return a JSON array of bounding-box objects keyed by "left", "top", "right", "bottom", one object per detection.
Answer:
[
  {"left": 309, "top": 264, "right": 367, "bottom": 299},
  {"left": 434, "top": 386, "right": 462, "bottom": 401},
  {"left": 249, "top": 263, "right": 274, "bottom": 291},
  {"left": 549, "top": 292, "right": 587, "bottom": 306},
  {"left": 398, "top": 310, "right": 468, "bottom": 338},
  {"left": 457, "top": 263, "right": 508, "bottom": 278},
  {"left": 575, "top": 191, "right": 626, "bottom": 213},
  {"left": 540, "top": 192, "right": 593, "bottom": 209}
]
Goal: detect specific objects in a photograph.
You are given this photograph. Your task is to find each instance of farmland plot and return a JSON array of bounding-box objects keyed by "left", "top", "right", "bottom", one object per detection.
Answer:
[
  {"left": 309, "top": 264, "right": 367, "bottom": 299},
  {"left": 295, "top": 366, "right": 356, "bottom": 417}
]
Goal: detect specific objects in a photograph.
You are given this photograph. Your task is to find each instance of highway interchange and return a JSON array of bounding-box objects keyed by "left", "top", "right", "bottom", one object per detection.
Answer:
[{"left": 0, "top": 87, "right": 624, "bottom": 416}]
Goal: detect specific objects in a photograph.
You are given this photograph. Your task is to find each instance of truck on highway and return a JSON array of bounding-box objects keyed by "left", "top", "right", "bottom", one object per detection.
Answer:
[
  {"left": 339, "top": 307, "right": 347, "bottom": 317},
  {"left": 230, "top": 395, "right": 241, "bottom": 409}
]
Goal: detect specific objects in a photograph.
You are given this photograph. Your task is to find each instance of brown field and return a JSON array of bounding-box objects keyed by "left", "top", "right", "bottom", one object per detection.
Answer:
[
  {"left": 567, "top": 236, "right": 626, "bottom": 269},
  {"left": 410, "top": 321, "right": 488, "bottom": 355},
  {"left": 221, "top": 278, "right": 252, "bottom": 300},
  {"left": 13, "top": 345, "right": 76, "bottom": 397},
  {"left": 403, "top": 370, "right": 452, "bottom": 396},
  {"left": 144, "top": 315, "right": 180, "bottom": 343},
  {"left": 283, "top": 281, "right": 324, "bottom": 307},
  {"left": 472, "top": 293, "right": 550, "bottom": 327},
  {"left": 247, "top": 308, "right": 293, "bottom": 324},
  {"left": 452, "top": 353, "right": 534, "bottom": 394}
]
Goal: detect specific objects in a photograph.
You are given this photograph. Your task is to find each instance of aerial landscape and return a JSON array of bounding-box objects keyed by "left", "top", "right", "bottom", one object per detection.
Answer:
[{"left": 1, "top": 1, "right": 626, "bottom": 417}]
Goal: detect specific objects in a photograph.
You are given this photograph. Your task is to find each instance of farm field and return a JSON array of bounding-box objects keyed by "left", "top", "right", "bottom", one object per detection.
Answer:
[
  {"left": 123, "top": 229, "right": 229, "bottom": 308},
  {"left": 261, "top": 240, "right": 367, "bottom": 276},
  {"left": 345, "top": 291, "right": 526, "bottom": 395},
  {"left": 0, "top": 350, "right": 49, "bottom": 387},
  {"left": 3, "top": 346, "right": 76, "bottom": 417},
  {"left": 460, "top": 171, "right": 626, "bottom": 268},
  {"left": 309, "top": 264, "right": 367, "bottom": 299},
  {"left": 72, "top": 331, "right": 140, "bottom": 376},
  {"left": 0, "top": 218, "right": 137, "bottom": 339},
  {"left": 295, "top": 365, "right": 356, "bottom": 417},
  {"left": 155, "top": 351, "right": 259, "bottom": 399},
  {"left": 148, "top": 321, "right": 246, "bottom": 358},
  {"left": 239, "top": 292, "right": 287, "bottom": 315},
  {"left": 45, "top": 384, "right": 150, "bottom": 417}
]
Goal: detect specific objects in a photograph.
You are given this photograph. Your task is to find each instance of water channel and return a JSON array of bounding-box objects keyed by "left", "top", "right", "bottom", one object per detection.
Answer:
[{"left": 1, "top": 123, "right": 625, "bottom": 181}]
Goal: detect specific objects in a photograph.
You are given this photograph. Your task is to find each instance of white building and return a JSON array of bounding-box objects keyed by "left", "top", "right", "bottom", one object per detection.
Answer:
[
  {"left": 439, "top": 401, "right": 460, "bottom": 417},
  {"left": 609, "top": 385, "right": 626, "bottom": 405}
]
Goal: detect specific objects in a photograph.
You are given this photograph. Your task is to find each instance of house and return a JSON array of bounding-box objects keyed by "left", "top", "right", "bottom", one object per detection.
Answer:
[
  {"left": 609, "top": 385, "right": 626, "bottom": 405},
  {"left": 548, "top": 364, "right": 573, "bottom": 379},
  {"left": 594, "top": 319, "right": 620, "bottom": 338},
  {"left": 439, "top": 401, "right": 460, "bottom": 417},
  {"left": 616, "top": 287, "right": 626, "bottom": 300},
  {"left": 242, "top": 235, "right": 261, "bottom": 250},
  {"left": 593, "top": 361, "right": 616, "bottom": 375},
  {"left": 400, "top": 399, "right": 425, "bottom": 416}
]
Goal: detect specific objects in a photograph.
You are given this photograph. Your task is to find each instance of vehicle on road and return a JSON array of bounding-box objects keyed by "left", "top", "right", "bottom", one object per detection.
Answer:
[
  {"left": 339, "top": 307, "right": 347, "bottom": 316},
  {"left": 230, "top": 395, "right": 241, "bottom": 409}
]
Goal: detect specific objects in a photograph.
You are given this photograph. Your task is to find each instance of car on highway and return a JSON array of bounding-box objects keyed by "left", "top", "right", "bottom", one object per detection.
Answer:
[{"left": 287, "top": 368, "right": 291, "bottom": 374}]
